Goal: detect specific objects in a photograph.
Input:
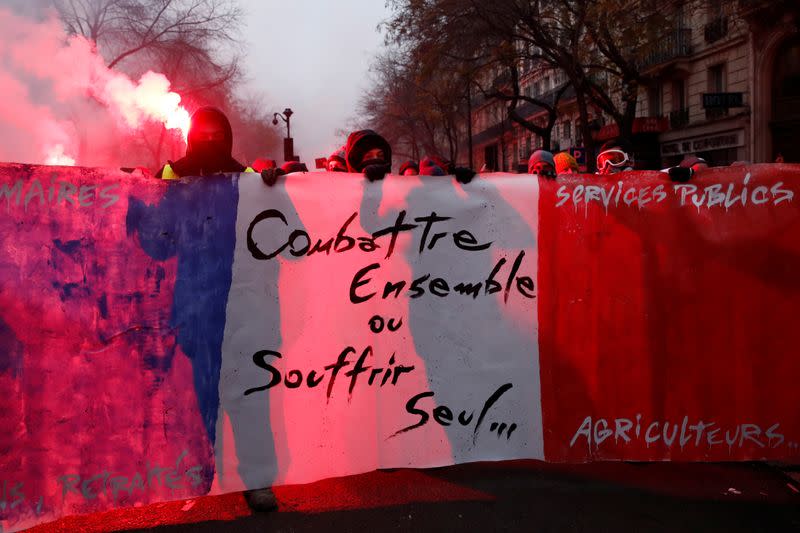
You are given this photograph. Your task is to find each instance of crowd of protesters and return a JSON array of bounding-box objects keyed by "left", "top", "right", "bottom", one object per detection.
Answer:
[
  {"left": 142, "top": 106, "right": 788, "bottom": 514},
  {"left": 156, "top": 107, "right": 768, "bottom": 187}
]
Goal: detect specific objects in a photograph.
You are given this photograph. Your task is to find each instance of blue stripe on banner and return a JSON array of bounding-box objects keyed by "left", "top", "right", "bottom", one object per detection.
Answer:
[{"left": 126, "top": 176, "right": 239, "bottom": 448}]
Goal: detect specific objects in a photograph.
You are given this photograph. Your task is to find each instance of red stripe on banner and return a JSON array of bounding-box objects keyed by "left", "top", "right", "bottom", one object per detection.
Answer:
[{"left": 537, "top": 164, "right": 800, "bottom": 462}]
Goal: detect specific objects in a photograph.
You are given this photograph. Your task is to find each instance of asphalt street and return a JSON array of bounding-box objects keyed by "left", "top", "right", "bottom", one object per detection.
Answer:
[{"left": 30, "top": 460, "right": 800, "bottom": 533}]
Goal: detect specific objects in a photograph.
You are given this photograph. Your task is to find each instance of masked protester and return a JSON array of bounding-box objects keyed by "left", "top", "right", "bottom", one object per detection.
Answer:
[
  {"left": 156, "top": 107, "right": 251, "bottom": 179},
  {"left": 399, "top": 160, "right": 419, "bottom": 176},
  {"left": 154, "top": 107, "right": 275, "bottom": 512},
  {"left": 596, "top": 138, "right": 635, "bottom": 175},
  {"left": 528, "top": 150, "right": 557, "bottom": 179},
  {"left": 327, "top": 147, "right": 348, "bottom": 172},
  {"left": 345, "top": 129, "right": 392, "bottom": 181}
]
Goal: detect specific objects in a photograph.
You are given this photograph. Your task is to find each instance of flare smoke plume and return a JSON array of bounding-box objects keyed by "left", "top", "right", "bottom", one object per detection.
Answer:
[{"left": 0, "top": 8, "right": 190, "bottom": 167}]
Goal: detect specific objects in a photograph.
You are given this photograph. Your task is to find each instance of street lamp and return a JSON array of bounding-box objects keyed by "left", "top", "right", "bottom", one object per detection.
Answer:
[
  {"left": 272, "top": 108, "right": 295, "bottom": 161},
  {"left": 272, "top": 108, "right": 293, "bottom": 139}
]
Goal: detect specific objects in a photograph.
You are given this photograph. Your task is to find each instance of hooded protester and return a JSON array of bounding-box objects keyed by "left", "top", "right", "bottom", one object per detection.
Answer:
[
  {"left": 156, "top": 107, "right": 248, "bottom": 179},
  {"left": 153, "top": 106, "right": 275, "bottom": 512},
  {"left": 327, "top": 147, "right": 348, "bottom": 172},
  {"left": 596, "top": 138, "right": 635, "bottom": 175},
  {"left": 554, "top": 152, "right": 579, "bottom": 174},
  {"left": 528, "top": 150, "right": 556, "bottom": 178},
  {"left": 345, "top": 129, "right": 392, "bottom": 181},
  {"left": 419, "top": 157, "right": 446, "bottom": 176},
  {"left": 399, "top": 160, "right": 419, "bottom": 176}
]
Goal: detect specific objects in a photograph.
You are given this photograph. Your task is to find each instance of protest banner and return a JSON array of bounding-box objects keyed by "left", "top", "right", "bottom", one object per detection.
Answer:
[{"left": 1, "top": 164, "right": 798, "bottom": 531}]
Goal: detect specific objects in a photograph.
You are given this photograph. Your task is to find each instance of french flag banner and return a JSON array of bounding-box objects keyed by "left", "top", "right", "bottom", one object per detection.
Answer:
[{"left": 0, "top": 163, "right": 798, "bottom": 530}]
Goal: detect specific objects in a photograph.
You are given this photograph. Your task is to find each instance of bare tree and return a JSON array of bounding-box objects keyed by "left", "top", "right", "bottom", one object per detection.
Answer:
[
  {"left": 52, "top": 0, "right": 281, "bottom": 169},
  {"left": 384, "top": 0, "right": 685, "bottom": 166},
  {"left": 358, "top": 50, "right": 469, "bottom": 164},
  {"left": 54, "top": 0, "right": 241, "bottom": 68}
]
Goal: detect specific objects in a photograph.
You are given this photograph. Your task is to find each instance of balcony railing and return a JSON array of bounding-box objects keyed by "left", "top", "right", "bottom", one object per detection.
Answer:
[
  {"left": 640, "top": 29, "right": 692, "bottom": 70},
  {"left": 704, "top": 16, "right": 728, "bottom": 44},
  {"left": 669, "top": 108, "right": 690, "bottom": 129},
  {"left": 705, "top": 107, "right": 729, "bottom": 121}
]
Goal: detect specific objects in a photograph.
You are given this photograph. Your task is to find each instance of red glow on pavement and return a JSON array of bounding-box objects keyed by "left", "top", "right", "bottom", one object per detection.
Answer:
[
  {"left": 272, "top": 470, "right": 495, "bottom": 513},
  {"left": 27, "top": 492, "right": 251, "bottom": 533},
  {"left": 26, "top": 470, "right": 493, "bottom": 532}
]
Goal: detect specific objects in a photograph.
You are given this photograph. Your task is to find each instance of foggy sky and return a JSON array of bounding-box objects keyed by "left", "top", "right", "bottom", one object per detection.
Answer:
[{"left": 240, "top": 0, "right": 388, "bottom": 166}]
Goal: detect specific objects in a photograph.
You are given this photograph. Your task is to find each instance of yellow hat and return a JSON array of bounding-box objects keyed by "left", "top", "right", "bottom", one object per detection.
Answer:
[{"left": 554, "top": 152, "right": 579, "bottom": 173}]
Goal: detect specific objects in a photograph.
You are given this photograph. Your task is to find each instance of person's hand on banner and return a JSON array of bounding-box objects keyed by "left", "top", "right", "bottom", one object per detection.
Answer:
[
  {"left": 453, "top": 167, "right": 476, "bottom": 184},
  {"left": 261, "top": 168, "right": 285, "bottom": 187},
  {"left": 363, "top": 163, "right": 390, "bottom": 182},
  {"left": 667, "top": 166, "right": 693, "bottom": 183}
]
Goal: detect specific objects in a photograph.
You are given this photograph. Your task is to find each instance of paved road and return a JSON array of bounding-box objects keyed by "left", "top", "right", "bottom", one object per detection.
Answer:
[{"left": 31, "top": 461, "right": 800, "bottom": 533}]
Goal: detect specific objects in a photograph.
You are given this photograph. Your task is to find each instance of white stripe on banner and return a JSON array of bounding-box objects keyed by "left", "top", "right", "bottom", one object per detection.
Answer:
[{"left": 217, "top": 172, "right": 542, "bottom": 490}]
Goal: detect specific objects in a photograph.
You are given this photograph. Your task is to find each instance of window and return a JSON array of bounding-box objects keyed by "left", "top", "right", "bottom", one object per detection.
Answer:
[
  {"left": 672, "top": 79, "right": 686, "bottom": 111},
  {"left": 708, "top": 63, "right": 726, "bottom": 92},
  {"left": 648, "top": 85, "right": 662, "bottom": 116},
  {"left": 564, "top": 121, "right": 572, "bottom": 139},
  {"left": 670, "top": 79, "right": 689, "bottom": 128},
  {"left": 707, "top": 0, "right": 724, "bottom": 19},
  {"left": 706, "top": 63, "right": 728, "bottom": 119},
  {"left": 704, "top": 15, "right": 728, "bottom": 44}
]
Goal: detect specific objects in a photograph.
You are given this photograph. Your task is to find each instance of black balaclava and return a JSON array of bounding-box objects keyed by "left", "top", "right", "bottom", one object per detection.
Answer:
[{"left": 172, "top": 106, "right": 245, "bottom": 176}]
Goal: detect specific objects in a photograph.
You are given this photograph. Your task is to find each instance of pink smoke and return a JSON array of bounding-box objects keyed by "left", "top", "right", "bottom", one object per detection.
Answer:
[{"left": 0, "top": 8, "right": 190, "bottom": 167}]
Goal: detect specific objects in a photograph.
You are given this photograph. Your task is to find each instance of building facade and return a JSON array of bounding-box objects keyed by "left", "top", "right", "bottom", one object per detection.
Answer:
[{"left": 470, "top": 0, "right": 800, "bottom": 171}]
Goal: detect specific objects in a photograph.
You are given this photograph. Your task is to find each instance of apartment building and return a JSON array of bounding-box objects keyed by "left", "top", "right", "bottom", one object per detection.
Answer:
[{"left": 470, "top": 0, "right": 799, "bottom": 171}]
